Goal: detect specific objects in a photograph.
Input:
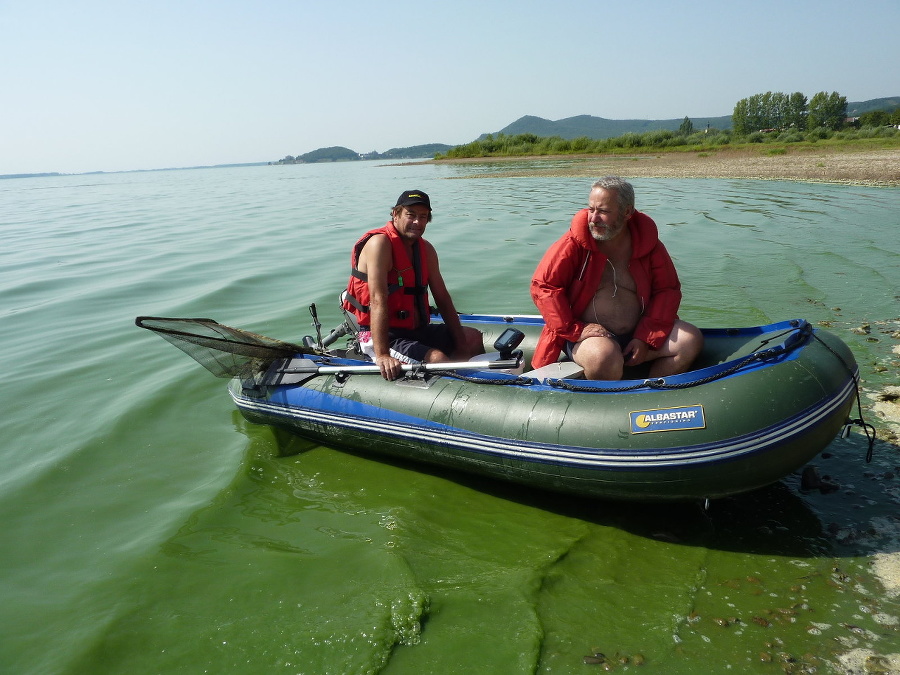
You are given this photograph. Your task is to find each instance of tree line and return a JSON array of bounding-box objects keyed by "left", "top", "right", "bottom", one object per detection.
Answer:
[
  {"left": 435, "top": 92, "right": 900, "bottom": 159},
  {"left": 733, "top": 91, "right": 850, "bottom": 133},
  {"left": 733, "top": 90, "right": 900, "bottom": 134}
]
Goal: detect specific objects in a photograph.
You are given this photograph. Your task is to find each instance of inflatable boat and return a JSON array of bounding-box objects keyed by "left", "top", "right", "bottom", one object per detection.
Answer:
[{"left": 137, "top": 310, "right": 870, "bottom": 501}]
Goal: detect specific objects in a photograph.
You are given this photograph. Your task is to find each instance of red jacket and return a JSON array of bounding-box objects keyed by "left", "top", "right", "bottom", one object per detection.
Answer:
[{"left": 530, "top": 208, "right": 682, "bottom": 368}]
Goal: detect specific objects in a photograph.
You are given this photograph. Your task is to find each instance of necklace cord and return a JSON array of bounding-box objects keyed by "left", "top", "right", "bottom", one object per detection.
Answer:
[{"left": 592, "top": 261, "right": 618, "bottom": 325}]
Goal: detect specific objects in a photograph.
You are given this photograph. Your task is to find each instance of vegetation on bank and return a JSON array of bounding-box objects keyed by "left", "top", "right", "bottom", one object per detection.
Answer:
[
  {"left": 435, "top": 92, "right": 900, "bottom": 160},
  {"left": 433, "top": 124, "right": 900, "bottom": 160}
]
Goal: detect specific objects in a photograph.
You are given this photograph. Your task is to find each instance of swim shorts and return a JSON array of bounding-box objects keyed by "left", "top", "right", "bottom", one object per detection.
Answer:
[
  {"left": 357, "top": 324, "right": 456, "bottom": 364},
  {"left": 564, "top": 331, "right": 634, "bottom": 360}
]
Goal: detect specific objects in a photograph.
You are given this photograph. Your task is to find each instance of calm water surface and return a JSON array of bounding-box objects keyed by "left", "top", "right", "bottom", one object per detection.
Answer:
[{"left": 1, "top": 161, "right": 899, "bottom": 674}]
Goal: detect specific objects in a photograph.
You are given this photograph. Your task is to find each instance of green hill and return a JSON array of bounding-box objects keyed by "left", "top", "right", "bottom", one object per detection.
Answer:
[
  {"left": 846, "top": 97, "right": 900, "bottom": 116},
  {"left": 491, "top": 113, "right": 733, "bottom": 140},
  {"left": 364, "top": 144, "right": 453, "bottom": 159},
  {"left": 273, "top": 143, "right": 453, "bottom": 164},
  {"left": 281, "top": 146, "right": 359, "bottom": 163}
]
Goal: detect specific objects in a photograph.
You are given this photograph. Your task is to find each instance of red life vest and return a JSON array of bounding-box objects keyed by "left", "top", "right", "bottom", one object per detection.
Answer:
[{"left": 343, "top": 223, "right": 431, "bottom": 330}]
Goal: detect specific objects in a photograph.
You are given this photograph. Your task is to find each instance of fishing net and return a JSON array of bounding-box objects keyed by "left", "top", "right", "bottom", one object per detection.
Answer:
[{"left": 136, "top": 316, "right": 305, "bottom": 378}]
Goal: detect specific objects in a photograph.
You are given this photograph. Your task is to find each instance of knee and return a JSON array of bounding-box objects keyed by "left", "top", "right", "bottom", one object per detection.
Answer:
[
  {"left": 588, "top": 361, "right": 624, "bottom": 381},
  {"left": 584, "top": 358, "right": 624, "bottom": 380},
  {"left": 673, "top": 322, "right": 704, "bottom": 364},
  {"left": 574, "top": 339, "right": 624, "bottom": 380},
  {"left": 464, "top": 328, "right": 484, "bottom": 356},
  {"left": 684, "top": 323, "right": 704, "bottom": 356}
]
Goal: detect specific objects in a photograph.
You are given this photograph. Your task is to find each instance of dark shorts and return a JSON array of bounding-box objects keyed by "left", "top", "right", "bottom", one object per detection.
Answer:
[
  {"left": 359, "top": 324, "right": 456, "bottom": 364},
  {"left": 564, "top": 332, "right": 633, "bottom": 360}
]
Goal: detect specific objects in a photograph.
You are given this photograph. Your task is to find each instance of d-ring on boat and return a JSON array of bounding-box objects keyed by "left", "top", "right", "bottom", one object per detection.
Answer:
[{"left": 136, "top": 307, "right": 873, "bottom": 502}]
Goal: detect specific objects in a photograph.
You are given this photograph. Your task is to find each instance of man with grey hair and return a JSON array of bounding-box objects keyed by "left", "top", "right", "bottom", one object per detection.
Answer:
[{"left": 530, "top": 177, "right": 703, "bottom": 380}]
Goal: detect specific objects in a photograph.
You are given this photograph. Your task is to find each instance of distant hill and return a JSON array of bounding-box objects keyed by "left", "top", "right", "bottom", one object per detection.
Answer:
[
  {"left": 365, "top": 144, "right": 453, "bottom": 160},
  {"left": 489, "top": 113, "right": 733, "bottom": 140},
  {"left": 846, "top": 97, "right": 900, "bottom": 116},
  {"left": 273, "top": 143, "right": 453, "bottom": 165},
  {"left": 0, "top": 172, "right": 64, "bottom": 179},
  {"left": 275, "top": 146, "right": 360, "bottom": 164}
]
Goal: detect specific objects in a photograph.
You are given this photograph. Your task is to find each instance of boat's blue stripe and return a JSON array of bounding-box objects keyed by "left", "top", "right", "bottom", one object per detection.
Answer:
[{"left": 230, "top": 372, "right": 857, "bottom": 471}]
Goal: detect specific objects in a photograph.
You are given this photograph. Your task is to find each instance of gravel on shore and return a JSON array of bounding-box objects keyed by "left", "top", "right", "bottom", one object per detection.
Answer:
[{"left": 429, "top": 147, "right": 900, "bottom": 187}]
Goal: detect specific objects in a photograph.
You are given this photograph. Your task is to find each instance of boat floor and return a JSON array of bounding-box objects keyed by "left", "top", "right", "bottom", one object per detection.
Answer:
[{"left": 315, "top": 329, "right": 776, "bottom": 382}]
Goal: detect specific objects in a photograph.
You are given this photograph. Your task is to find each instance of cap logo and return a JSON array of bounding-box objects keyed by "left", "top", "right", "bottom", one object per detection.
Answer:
[{"left": 395, "top": 189, "right": 431, "bottom": 209}]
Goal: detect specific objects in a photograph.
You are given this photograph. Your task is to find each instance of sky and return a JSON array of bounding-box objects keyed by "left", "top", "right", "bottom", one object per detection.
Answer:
[{"left": 2, "top": 0, "right": 898, "bottom": 175}]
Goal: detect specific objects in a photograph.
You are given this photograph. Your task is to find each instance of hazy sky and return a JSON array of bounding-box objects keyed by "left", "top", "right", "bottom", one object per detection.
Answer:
[{"left": 3, "top": 0, "right": 898, "bottom": 175}]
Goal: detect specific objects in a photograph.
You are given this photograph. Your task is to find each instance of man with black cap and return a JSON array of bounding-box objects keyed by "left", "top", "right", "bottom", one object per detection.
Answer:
[{"left": 343, "top": 189, "right": 483, "bottom": 380}]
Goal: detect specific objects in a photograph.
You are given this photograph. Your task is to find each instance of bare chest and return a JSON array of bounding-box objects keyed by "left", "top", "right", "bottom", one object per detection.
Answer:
[{"left": 580, "top": 260, "right": 642, "bottom": 334}]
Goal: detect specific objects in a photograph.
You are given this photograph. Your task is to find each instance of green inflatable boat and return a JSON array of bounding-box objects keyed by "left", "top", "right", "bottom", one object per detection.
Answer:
[{"left": 137, "top": 311, "right": 872, "bottom": 502}]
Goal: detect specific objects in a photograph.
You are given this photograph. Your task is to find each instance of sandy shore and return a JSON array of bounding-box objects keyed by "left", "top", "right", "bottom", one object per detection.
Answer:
[{"left": 430, "top": 147, "right": 900, "bottom": 187}]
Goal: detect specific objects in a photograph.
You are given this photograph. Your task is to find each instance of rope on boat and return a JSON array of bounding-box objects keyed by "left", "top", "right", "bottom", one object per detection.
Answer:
[
  {"left": 545, "top": 326, "right": 806, "bottom": 393},
  {"left": 811, "top": 333, "right": 877, "bottom": 462},
  {"left": 545, "top": 353, "right": 766, "bottom": 392},
  {"left": 437, "top": 326, "right": 807, "bottom": 389}
]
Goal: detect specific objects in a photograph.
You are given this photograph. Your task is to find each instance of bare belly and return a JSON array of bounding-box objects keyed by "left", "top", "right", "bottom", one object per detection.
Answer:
[
  {"left": 580, "top": 264, "right": 641, "bottom": 335},
  {"left": 581, "top": 291, "right": 641, "bottom": 335}
]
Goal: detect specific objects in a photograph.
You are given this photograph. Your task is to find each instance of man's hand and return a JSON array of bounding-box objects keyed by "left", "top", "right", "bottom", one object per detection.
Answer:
[
  {"left": 375, "top": 354, "right": 403, "bottom": 380},
  {"left": 579, "top": 323, "right": 615, "bottom": 341},
  {"left": 623, "top": 338, "right": 649, "bottom": 366}
]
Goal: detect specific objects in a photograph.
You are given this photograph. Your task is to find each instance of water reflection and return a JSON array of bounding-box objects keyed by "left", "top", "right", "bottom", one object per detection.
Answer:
[{"left": 233, "top": 407, "right": 897, "bottom": 560}]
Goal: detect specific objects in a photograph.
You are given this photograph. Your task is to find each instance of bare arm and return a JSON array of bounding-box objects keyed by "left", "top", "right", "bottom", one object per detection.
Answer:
[{"left": 359, "top": 234, "right": 403, "bottom": 379}]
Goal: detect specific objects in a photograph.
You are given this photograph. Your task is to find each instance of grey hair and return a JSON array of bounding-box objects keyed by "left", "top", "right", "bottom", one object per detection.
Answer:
[{"left": 591, "top": 176, "right": 635, "bottom": 212}]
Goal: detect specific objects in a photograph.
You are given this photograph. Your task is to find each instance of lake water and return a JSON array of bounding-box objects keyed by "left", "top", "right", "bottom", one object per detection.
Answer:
[{"left": 2, "top": 160, "right": 899, "bottom": 674}]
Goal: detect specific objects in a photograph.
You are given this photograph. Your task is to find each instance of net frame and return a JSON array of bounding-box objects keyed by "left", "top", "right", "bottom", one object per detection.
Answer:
[{"left": 136, "top": 316, "right": 306, "bottom": 378}]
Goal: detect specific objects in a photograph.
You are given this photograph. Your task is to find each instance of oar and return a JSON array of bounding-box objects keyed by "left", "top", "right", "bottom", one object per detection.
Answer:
[{"left": 280, "top": 357, "right": 522, "bottom": 375}]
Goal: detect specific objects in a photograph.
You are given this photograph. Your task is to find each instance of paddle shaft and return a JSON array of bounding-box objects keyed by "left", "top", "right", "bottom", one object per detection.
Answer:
[{"left": 282, "top": 358, "right": 521, "bottom": 375}]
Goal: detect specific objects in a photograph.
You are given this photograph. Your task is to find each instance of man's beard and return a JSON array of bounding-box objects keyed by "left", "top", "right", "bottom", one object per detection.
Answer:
[{"left": 590, "top": 215, "right": 626, "bottom": 241}]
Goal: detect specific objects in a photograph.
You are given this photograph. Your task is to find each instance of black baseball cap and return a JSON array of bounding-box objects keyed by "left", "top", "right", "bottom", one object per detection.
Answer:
[{"left": 395, "top": 189, "right": 431, "bottom": 209}]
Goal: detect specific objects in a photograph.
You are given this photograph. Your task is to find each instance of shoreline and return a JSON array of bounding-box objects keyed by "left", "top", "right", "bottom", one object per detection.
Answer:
[{"left": 424, "top": 146, "right": 900, "bottom": 187}]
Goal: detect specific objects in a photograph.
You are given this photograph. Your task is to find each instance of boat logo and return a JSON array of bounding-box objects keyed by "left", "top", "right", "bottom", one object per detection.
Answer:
[{"left": 630, "top": 405, "right": 706, "bottom": 434}]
